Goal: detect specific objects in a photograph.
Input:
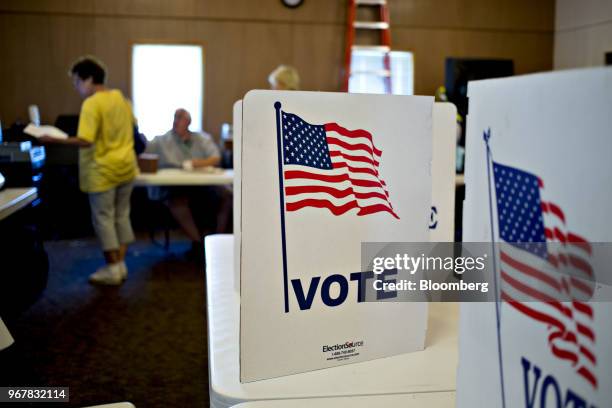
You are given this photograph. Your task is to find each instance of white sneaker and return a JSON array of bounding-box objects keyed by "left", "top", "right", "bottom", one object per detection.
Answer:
[
  {"left": 89, "top": 263, "right": 123, "bottom": 285},
  {"left": 118, "top": 261, "right": 128, "bottom": 281}
]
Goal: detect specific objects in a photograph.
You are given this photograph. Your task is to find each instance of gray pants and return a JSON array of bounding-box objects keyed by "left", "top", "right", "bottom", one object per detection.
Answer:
[{"left": 88, "top": 182, "right": 135, "bottom": 251}]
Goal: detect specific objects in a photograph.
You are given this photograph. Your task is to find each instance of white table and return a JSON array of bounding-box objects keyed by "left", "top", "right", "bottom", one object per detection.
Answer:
[
  {"left": 232, "top": 392, "right": 455, "bottom": 407},
  {"left": 0, "top": 188, "right": 38, "bottom": 350},
  {"left": 0, "top": 187, "right": 37, "bottom": 221},
  {"left": 135, "top": 168, "right": 233, "bottom": 186},
  {"left": 205, "top": 235, "right": 458, "bottom": 408}
]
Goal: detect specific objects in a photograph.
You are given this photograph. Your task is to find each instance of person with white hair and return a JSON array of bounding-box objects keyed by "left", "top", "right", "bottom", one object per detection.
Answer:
[{"left": 268, "top": 65, "right": 301, "bottom": 90}]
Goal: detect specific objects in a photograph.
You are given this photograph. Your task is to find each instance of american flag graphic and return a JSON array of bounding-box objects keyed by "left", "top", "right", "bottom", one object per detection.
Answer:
[
  {"left": 279, "top": 110, "right": 399, "bottom": 219},
  {"left": 493, "top": 162, "right": 598, "bottom": 389}
]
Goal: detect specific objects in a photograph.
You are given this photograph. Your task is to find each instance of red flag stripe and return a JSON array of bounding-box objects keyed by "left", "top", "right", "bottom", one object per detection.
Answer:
[
  {"left": 332, "top": 162, "right": 379, "bottom": 177},
  {"left": 326, "top": 137, "right": 380, "bottom": 159},
  {"left": 286, "top": 198, "right": 358, "bottom": 216},
  {"left": 548, "top": 326, "right": 597, "bottom": 366},
  {"left": 324, "top": 123, "right": 382, "bottom": 156},
  {"left": 285, "top": 170, "right": 388, "bottom": 192},
  {"left": 286, "top": 198, "right": 397, "bottom": 218},
  {"left": 547, "top": 253, "right": 563, "bottom": 268},
  {"left": 501, "top": 291, "right": 567, "bottom": 333},
  {"left": 285, "top": 185, "right": 387, "bottom": 201},
  {"left": 541, "top": 201, "right": 566, "bottom": 223},
  {"left": 501, "top": 270, "right": 565, "bottom": 309},
  {"left": 548, "top": 253, "right": 594, "bottom": 280},
  {"left": 548, "top": 329, "right": 576, "bottom": 344},
  {"left": 547, "top": 254, "right": 571, "bottom": 271},
  {"left": 544, "top": 228, "right": 553, "bottom": 240},
  {"left": 579, "top": 345, "right": 597, "bottom": 365},
  {"left": 501, "top": 271, "right": 574, "bottom": 320},
  {"left": 570, "top": 277, "right": 594, "bottom": 297},
  {"left": 357, "top": 204, "right": 399, "bottom": 219},
  {"left": 500, "top": 250, "right": 562, "bottom": 292},
  {"left": 330, "top": 150, "right": 380, "bottom": 167},
  {"left": 572, "top": 301, "right": 594, "bottom": 319},
  {"left": 545, "top": 227, "right": 568, "bottom": 244},
  {"left": 561, "top": 277, "right": 570, "bottom": 294},
  {"left": 577, "top": 366, "right": 598, "bottom": 389},
  {"left": 331, "top": 162, "right": 388, "bottom": 188},
  {"left": 549, "top": 340, "right": 579, "bottom": 365},
  {"left": 544, "top": 230, "right": 592, "bottom": 257},
  {"left": 566, "top": 233, "right": 592, "bottom": 255},
  {"left": 576, "top": 322, "right": 596, "bottom": 342},
  {"left": 568, "top": 254, "right": 594, "bottom": 278},
  {"left": 330, "top": 162, "right": 390, "bottom": 198}
]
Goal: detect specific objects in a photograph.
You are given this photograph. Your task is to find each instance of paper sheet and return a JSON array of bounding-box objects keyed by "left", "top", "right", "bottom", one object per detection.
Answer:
[{"left": 24, "top": 124, "right": 68, "bottom": 140}]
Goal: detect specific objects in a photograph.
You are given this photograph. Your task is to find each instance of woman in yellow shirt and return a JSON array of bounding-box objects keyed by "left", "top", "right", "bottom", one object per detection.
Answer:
[{"left": 41, "top": 56, "right": 137, "bottom": 285}]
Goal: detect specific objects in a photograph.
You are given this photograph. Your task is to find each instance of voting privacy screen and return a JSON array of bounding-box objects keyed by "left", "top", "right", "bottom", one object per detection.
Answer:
[{"left": 239, "top": 90, "right": 434, "bottom": 382}]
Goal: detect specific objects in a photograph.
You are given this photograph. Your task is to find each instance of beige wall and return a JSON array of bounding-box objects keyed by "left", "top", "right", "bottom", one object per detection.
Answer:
[
  {"left": 554, "top": 0, "right": 612, "bottom": 69},
  {"left": 0, "top": 0, "right": 554, "bottom": 139}
]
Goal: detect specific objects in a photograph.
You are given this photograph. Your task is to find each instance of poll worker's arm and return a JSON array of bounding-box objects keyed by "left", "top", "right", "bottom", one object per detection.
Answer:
[
  {"left": 191, "top": 155, "right": 221, "bottom": 168},
  {"left": 188, "top": 133, "right": 221, "bottom": 169},
  {"left": 38, "top": 135, "right": 92, "bottom": 147},
  {"left": 39, "top": 99, "right": 97, "bottom": 147}
]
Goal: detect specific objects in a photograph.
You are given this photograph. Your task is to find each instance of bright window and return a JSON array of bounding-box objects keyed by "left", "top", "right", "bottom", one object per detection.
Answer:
[
  {"left": 132, "top": 44, "right": 203, "bottom": 140},
  {"left": 349, "top": 50, "right": 414, "bottom": 95}
]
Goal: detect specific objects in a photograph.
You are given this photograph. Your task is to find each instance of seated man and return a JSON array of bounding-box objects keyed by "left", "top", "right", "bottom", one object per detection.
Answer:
[{"left": 146, "top": 108, "right": 231, "bottom": 258}]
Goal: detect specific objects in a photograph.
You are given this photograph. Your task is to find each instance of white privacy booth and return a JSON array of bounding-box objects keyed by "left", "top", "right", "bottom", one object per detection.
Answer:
[
  {"left": 205, "top": 235, "right": 458, "bottom": 408},
  {"left": 457, "top": 68, "right": 612, "bottom": 407},
  {"left": 205, "top": 94, "right": 461, "bottom": 407},
  {"left": 430, "top": 102, "right": 457, "bottom": 243}
]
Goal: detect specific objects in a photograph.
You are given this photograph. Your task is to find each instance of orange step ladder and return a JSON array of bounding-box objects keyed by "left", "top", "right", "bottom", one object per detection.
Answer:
[{"left": 342, "top": 0, "right": 393, "bottom": 93}]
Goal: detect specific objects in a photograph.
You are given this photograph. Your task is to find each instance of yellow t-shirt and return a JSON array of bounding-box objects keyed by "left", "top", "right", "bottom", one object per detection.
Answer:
[{"left": 77, "top": 89, "right": 138, "bottom": 193}]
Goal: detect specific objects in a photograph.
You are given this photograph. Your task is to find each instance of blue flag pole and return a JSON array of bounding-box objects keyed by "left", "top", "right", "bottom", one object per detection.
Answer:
[
  {"left": 484, "top": 128, "right": 506, "bottom": 408},
  {"left": 275, "top": 101, "right": 290, "bottom": 313}
]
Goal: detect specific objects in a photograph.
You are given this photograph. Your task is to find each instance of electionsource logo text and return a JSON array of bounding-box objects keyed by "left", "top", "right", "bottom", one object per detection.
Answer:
[{"left": 322, "top": 340, "right": 365, "bottom": 352}]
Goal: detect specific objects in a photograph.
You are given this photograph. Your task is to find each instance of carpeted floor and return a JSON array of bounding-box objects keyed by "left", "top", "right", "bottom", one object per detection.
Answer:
[{"left": 1, "top": 236, "right": 210, "bottom": 407}]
